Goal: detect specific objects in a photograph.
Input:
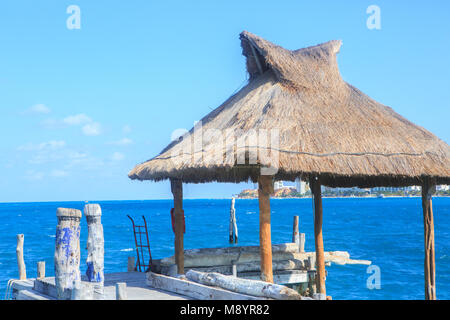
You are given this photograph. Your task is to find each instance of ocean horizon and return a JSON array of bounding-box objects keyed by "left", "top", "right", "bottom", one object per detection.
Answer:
[{"left": 1, "top": 197, "right": 449, "bottom": 300}]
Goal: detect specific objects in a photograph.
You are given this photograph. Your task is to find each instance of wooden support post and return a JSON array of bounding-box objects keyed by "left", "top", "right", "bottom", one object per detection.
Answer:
[
  {"left": 16, "top": 234, "right": 26, "bottom": 280},
  {"left": 422, "top": 179, "right": 436, "bottom": 300},
  {"left": 116, "top": 282, "right": 127, "bottom": 300},
  {"left": 127, "top": 256, "right": 135, "bottom": 272},
  {"left": 55, "top": 208, "right": 82, "bottom": 300},
  {"left": 37, "top": 261, "right": 45, "bottom": 279},
  {"left": 171, "top": 179, "right": 184, "bottom": 275},
  {"left": 292, "top": 216, "right": 299, "bottom": 244},
  {"left": 258, "top": 175, "right": 274, "bottom": 283},
  {"left": 310, "top": 177, "right": 326, "bottom": 296},
  {"left": 84, "top": 203, "right": 104, "bottom": 299}
]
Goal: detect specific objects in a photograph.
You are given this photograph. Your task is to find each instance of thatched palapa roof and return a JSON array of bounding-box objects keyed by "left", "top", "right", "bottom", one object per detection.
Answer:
[{"left": 129, "top": 31, "right": 450, "bottom": 187}]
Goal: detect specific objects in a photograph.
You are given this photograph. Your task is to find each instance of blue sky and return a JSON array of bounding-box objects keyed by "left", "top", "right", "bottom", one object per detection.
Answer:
[{"left": 0, "top": 1, "right": 448, "bottom": 202}]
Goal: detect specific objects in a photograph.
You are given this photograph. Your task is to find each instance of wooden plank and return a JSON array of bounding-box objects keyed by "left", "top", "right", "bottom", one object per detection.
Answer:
[
  {"left": 160, "top": 250, "right": 370, "bottom": 274},
  {"left": 311, "top": 177, "right": 326, "bottom": 296},
  {"left": 160, "top": 243, "right": 300, "bottom": 267},
  {"left": 258, "top": 175, "right": 274, "bottom": 283},
  {"left": 240, "top": 270, "right": 308, "bottom": 285},
  {"left": 147, "top": 272, "right": 265, "bottom": 300},
  {"left": 16, "top": 234, "right": 26, "bottom": 280},
  {"left": 422, "top": 179, "right": 436, "bottom": 300},
  {"left": 179, "top": 259, "right": 307, "bottom": 276},
  {"left": 171, "top": 179, "right": 184, "bottom": 274},
  {"left": 16, "top": 289, "right": 54, "bottom": 300}
]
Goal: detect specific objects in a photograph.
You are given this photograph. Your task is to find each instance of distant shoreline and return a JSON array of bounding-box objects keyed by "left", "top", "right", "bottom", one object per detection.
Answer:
[{"left": 236, "top": 195, "right": 450, "bottom": 200}]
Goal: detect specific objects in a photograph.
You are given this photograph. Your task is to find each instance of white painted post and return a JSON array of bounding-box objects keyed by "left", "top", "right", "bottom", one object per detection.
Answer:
[
  {"left": 299, "top": 233, "right": 305, "bottom": 253},
  {"left": 127, "top": 256, "right": 135, "bottom": 272},
  {"left": 16, "top": 234, "right": 26, "bottom": 280},
  {"left": 116, "top": 282, "right": 127, "bottom": 300},
  {"left": 37, "top": 261, "right": 45, "bottom": 279},
  {"left": 54, "top": 208, "right": 82, "bottom": 300},
  {"left": 84, "top": 203, "right": 104, "bottom": 299},
  {"left": 292, "top": 216, "right": 305, "bottom": 252},
  {"left": 232, "top": 261, "right": 238, "bottom": 277},
  {"left": 71, "top": 280, "right": 82, "bottom": 300}
]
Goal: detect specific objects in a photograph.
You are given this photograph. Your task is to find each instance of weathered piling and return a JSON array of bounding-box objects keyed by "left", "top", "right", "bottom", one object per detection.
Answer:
[
  {"left": 37, "top": 261, "right": 45, "bottom": 279},
  {"left": 229, "top": 197, "right": 238, "bottom": 243},
  {"left": 116, "top": 282, "right": 128, "bottom": 300},
  {"left": 84, "top": 203, "right": 104, "bottom": 299},
  {"left": 292, "top": 216, "right": 299, "bottom": 244},
  {"left": 292, "top": 217, "right": 305, "bottom": 252},
  {"left": 258, "top": 175, "right": 274, "bottom": 283},
  {"left": 422, "top": 179, "right": 436, "bottom": 300},
  {"left": 16, "top": 234, "right": 26, "bottom": 280},
  {"left": 311, "top": 177, "right": 326, "bottom": 296},
  {"left": 128, "top": 256, "right": 135, "bottom": 272},
  {"left": 54, "top": 208, "right": 81, "bottom": 300},
  {"left": 170, "top": 179, "right": 184, "bottom": 274}
]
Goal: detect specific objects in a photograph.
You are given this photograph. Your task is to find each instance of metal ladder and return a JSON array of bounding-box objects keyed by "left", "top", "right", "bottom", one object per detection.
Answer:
[{"left": 127, "top": 215, "right": 152, "bottom": 272}]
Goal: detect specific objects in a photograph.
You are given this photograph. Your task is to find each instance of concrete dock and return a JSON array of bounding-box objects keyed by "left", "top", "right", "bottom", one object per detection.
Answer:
[{"left": 9, "top": 272, "right": 189, "bottom": 300}]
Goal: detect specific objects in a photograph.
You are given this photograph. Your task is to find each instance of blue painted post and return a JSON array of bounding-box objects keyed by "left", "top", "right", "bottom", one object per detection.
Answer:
[
  {"left": 54, "top": 208, "right": 82, "bottom": 300},
  {"left": 84, "top": 203, "right": 104, "bottom": 299}
]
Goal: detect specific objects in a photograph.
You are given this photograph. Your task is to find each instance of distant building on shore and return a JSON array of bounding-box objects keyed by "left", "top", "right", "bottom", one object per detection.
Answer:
[
  {"left": 295, "top": 178, "right": 308, "bottom": 195},
  {"left": 274, "top": 181, "right": 284, "bottom": 190}
]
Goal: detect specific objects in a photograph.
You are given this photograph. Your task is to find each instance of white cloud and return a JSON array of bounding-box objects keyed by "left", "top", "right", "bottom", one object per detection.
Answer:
[
  {"left": 82, "top": 122, "right": 102, "bottom": 136},
  {"left": 24, "top": 170, "right": 44, "bottom": 181},
  {"left": 123, "top": 125, "right": 132, "bottom": 134},
  {"left": 63, "top": 113, "right": 92, "bottom": 126},
  {"left": 17, "top": 140, "right": 66, "bottom": 151},
  {"left": 50, "top": 170, "right": 68, "bottom": 178},
  {"left": 109, "top": 138, "right": 133, "bottom": 146},
  {"left": 24, "top": 104, "right": 51, "bottom": 115},
  {"left": 111, "top": 152, "right": 125, "bottom": 161}
]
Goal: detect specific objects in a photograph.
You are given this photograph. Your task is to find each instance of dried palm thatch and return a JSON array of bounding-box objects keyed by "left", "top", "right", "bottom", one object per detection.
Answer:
[{"left": 129, "top": 31, "right": 449, "bottom": 188}]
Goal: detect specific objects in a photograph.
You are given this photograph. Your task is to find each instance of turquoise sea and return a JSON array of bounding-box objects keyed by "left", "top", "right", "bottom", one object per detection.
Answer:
[{"left": 0, "top": 197, "right": 449, "bottom": 300}]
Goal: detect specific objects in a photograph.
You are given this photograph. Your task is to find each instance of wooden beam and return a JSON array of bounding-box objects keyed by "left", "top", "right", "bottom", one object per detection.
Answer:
[
  {"left": 310, "top": 177, "right": 326, "bottom": 296},
  {"left": 422, "top": 179, "right": 436, "bottom": 300},
  {"left": 258, "top": 175, "right": 274, "bottom": 283},
  {"left": 249, "top": 43, "right": 264, "bottom": 75},
  {"left": 170, "top": 179, "right": 184, "bottom": 274}
]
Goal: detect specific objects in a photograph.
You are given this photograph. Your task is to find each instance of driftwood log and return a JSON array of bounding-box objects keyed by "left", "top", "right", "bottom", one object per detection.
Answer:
[{"left": 186, "top": 270, "right": 305, "bottom": 300}]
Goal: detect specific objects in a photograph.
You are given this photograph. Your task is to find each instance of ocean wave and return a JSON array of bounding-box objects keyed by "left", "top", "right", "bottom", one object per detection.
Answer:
[
  {"left": 48, "top": 235, "right": 55, "bottom": 238},
  {"left": 120, "top": 248, "right": 133, "bottom": 252}
]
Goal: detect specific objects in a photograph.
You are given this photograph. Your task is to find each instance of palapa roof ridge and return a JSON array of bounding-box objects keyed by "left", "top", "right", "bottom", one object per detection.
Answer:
[{"left": 129, "top": 31, "right": 450, "bottom": 187}]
